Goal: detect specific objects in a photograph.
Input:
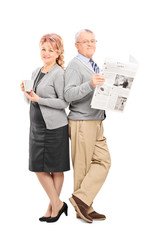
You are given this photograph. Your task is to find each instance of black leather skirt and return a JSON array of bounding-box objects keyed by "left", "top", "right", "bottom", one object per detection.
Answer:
[{"left": 29, "top": 102, "right": 70, "bottom": 172}]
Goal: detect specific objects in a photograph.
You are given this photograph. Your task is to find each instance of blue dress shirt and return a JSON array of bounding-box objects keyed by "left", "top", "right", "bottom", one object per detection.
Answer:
[{"left": 76, "top": 53, "right": 95, "bottom": 73}]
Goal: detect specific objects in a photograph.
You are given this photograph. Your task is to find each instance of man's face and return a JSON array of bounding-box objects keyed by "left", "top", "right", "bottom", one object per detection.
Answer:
[{"left": 75, "top": 32, "right": 96, "bottom": 59}]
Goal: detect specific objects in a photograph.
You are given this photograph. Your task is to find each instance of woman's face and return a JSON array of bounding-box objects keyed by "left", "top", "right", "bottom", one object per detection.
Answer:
[{"left": 40, "top": 42, "right": 59, "bottom": 65}]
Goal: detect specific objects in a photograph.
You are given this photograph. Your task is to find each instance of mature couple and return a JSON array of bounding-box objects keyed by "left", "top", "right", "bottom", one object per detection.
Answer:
[{"left": 20, "top": 29, "right": 111, "bottom": 223}]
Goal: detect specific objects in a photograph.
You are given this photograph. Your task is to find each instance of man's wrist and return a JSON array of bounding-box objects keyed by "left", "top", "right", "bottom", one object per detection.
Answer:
[{"left": 89, "top": 81, "right": 95, "bottom": 90}]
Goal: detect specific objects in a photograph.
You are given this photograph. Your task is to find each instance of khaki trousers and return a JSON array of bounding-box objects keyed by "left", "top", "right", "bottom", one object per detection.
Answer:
[{"left": 69, "top": 120, "right": 111, "bottom": 211}]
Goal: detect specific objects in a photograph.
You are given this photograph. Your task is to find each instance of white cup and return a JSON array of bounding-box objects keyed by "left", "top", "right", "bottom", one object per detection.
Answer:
[{"left": 23, "top": 80, "right": 34, "bottom": 92}]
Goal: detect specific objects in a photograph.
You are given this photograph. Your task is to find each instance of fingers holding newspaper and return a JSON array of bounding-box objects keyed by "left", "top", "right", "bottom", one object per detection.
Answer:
[{"left": 91, "top": 74, "right": 105, "bottom": 88}]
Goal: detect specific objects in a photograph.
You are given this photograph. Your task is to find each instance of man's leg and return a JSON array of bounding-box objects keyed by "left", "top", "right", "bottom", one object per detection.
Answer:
[
  {"left": 69, "top": 120, "right": 111, "bottom": 221},
  {"left": 68, "top": 120, "right": 97, "bottom": 193},
  {"left": 73, "top": 120, "right": 111, "bottom": 206},
  {"left": 69, "top": 120, "right": 98, "bottom": 222}
]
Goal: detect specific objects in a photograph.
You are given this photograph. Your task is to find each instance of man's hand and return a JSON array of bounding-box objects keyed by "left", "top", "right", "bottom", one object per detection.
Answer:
[
  {"left": 91, "top": 74, "right": 105, "bottom": 88},
  {"left": 25, "top": 90, "right": 39, "bottom": 103}
]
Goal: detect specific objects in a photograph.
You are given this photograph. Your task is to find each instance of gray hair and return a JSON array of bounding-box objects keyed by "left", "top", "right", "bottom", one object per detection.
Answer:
[{"left": 75, "top": 29, "right": 95, "bottom": 42}]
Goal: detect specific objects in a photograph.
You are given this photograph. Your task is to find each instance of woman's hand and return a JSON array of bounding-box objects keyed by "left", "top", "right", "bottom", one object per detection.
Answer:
[
  {"left": 25, "top": 90, "right": 39, "bottom": 103},
  {"left": 20, "top": 81, "right": 25, "bottom": 92}
]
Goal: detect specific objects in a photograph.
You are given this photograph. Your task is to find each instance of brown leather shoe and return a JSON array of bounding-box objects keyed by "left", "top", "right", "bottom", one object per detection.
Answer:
[
  {"left": 77, "top": 211, "right": 106, "bottom": 220},
  {"left": 69, "top": 195, "right": 93, "bottom": 223}
]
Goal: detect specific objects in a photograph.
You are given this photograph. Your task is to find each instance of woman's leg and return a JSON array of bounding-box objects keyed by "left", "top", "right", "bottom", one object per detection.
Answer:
[
  {"left": 36, "top": 172, "right": 63, "bottom": 217},
  {"left": 43, "top": 172, "right": 64, "bottom": 217},
  {"left": 52, "top": 172, "right": 64, "bottom": 196},
  {"left": 43, "top": 202, "right": 52, "bottom": 217}
]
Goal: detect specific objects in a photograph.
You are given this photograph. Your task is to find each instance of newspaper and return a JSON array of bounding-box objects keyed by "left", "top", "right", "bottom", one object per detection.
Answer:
[{"left": 91, "top": 55, "right": 138, "bottom": 112}]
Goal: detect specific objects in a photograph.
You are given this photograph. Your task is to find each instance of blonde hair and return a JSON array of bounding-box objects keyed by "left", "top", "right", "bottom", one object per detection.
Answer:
[{"left": 40, "top": 33, "right": 65, "bottom": 69}]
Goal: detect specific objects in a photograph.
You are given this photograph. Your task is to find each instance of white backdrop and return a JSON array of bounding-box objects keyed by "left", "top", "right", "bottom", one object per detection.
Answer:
[{"left": 1, "top": 0, "right": 160, "bottom": 239}]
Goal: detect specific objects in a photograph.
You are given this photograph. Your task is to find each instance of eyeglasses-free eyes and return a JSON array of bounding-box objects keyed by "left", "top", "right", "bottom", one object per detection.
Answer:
[{"left": 76, "top": 39, "right": 97, "bottom": 45}]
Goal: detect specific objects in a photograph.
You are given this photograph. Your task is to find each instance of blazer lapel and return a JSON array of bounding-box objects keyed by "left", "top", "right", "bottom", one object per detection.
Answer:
[{"left": 32, "top": 68, "right": 42, "bottom": 91}]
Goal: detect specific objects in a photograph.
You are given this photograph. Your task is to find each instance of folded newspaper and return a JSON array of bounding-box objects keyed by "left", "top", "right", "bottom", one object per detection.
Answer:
[{"left": 91, "top": 55, "right": 138, "bottom": 112}]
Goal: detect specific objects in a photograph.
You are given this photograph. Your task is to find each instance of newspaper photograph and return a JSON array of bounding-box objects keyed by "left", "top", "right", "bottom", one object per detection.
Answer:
[{"left": 91, "top": 55, "right": 138, "bottom": 112}]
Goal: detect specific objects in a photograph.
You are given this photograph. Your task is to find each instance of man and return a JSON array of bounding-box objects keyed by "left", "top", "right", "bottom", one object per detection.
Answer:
[{"left": 64, "top": 29, "right": 111, "bottom": 223}]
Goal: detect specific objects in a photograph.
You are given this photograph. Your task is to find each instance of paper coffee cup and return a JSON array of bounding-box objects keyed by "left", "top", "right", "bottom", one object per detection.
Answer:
[{"left": 23, "top": 80, "right": 34, "bottom": 92}]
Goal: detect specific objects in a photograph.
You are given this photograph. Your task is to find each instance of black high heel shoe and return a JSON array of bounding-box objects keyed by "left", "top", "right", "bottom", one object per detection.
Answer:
[
  {"left": 39, "top": 216, "right": 51, "bottom": 222},
  {"left": 46, "top": 202, "right": 68, "bottom": 223}
]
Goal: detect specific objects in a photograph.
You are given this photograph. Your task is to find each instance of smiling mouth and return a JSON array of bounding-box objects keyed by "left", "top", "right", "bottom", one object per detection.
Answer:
[{"left": 44, "top": 57, "right": 50, "bottom": 59}]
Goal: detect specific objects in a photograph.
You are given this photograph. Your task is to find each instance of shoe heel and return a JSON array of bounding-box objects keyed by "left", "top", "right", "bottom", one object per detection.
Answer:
[{"left": 64, "top": 205, "right": 68, "bottom": 216}]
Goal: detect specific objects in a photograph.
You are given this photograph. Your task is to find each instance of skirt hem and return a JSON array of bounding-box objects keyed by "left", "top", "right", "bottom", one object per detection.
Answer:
[{"left": 29, "top": 167, "right": 70, "bottom": 173}]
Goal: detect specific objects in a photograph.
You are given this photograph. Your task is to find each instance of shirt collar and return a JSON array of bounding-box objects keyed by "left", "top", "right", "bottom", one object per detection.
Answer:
[{"left": 77, "top": 52, "right": 90, "bottom": 64}]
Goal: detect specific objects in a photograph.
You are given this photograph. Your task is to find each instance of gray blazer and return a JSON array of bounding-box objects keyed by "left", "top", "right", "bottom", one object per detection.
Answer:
[{"left": 25, "top": 64, "right": 68, "bottom": 129}]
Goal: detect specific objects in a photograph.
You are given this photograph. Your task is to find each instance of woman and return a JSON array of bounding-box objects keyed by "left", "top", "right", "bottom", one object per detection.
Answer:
[{"left": 20, "top": 33, "right": 70, "bottom": 223}]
